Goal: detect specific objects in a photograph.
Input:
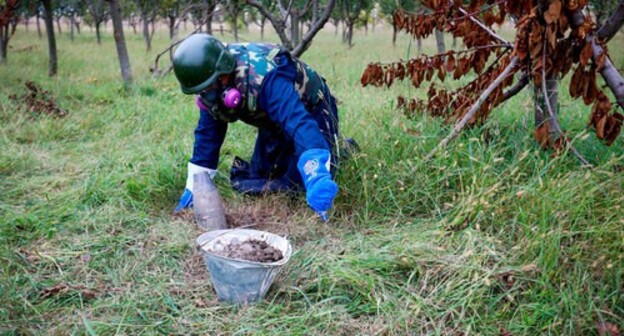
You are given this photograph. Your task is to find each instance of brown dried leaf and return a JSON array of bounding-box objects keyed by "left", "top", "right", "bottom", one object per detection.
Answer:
[
  {"left": 596, "top": 115, "right": 608, "bottom": 139},
  {"left": 384, "top": 66, "right": 396, "bottom": 87},
  {"left": 40, "top": 283, "right": 100, "bottom": 300},
  {"left": 446, "top": 54, "right": 456, "bottom": 73},
  {"left": 438, "top": 67, "right": 446, "bottom": 82},
  {"left": 569, "top": 66, "right": 584, "bottom": 99},
  {"left": 426, "top": 67, "right": 434, "bottom": 81},
  {"left": 580, "top": 41, "right": 593, "bottom": 67},
  {"left": 397, "top": 96, "right": 406, "bottom": 110},
  {"left": 360, "top": 64, "right": 373, "bottom": 87},
  {"left": 483, "top": 11, "right": 496, "bottom": 26},
  {"left": 534, "top": 122, "right": 550, "bottom": 150},
  {"left": 583, "top": 67, "right": 599, "bottom": 105},
  {"left": 547, "top": 25, "right": 557, "bottom": 50},
  {"left": 396, "top": 63, "right": 406, "bottom": 80},
  {"left": 544, "top": 0, "right": 562, "bottom": 24},
  {"left": 604, "top": 112, "right": 624, "bottom": 146}
]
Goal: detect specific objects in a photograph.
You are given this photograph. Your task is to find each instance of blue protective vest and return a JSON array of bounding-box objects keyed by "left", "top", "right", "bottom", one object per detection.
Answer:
[{"left": 198, "top": 43, "right": 326, "bottom": 128}]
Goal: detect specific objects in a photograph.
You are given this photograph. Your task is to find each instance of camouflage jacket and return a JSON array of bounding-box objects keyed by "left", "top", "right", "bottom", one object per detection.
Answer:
[{"left": 198, "top": 43, "right": 326, "bottom": 129}]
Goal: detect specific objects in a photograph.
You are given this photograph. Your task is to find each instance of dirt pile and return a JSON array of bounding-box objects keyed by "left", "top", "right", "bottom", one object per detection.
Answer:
[
  {"left": 208, "top": 239, "right": 283, "bottom": 263},
  {"left": 9, "top": 81, "right": 67, "bottom": 118}
]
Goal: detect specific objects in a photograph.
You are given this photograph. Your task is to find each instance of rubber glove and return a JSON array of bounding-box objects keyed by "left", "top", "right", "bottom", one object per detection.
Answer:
[
  {"left": 174, "top": 162, "right": 217, "bottom": 213},
  {"left": 297, "top": 149, "right": 338, "bottom": 221}
]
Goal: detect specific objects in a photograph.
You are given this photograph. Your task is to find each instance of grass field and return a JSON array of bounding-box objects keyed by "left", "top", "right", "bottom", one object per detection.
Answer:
[{"left": 1, "top": 22, "right": 623, "bottom": 335}]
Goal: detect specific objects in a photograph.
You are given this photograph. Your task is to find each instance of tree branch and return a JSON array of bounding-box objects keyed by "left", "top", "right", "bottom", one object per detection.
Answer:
[
  {"left": 425, "top": 56, "right": 519, "bottom": 160},
  {"left": 453, "top": 1, "right": 509, "bottom": 45},
  {"left": 246, "top": 0, "right": 293, "bottom": 50},
  {"left": 291, "top": 0, "right": 336, "bottom": 57},
  {"left": 502, "top": 73, "right": 529, "bottom": 103},
  {"left": 450, "top": 0, "right": 507, "bottom": 22},
  {"left": 569, "top": 10, "right": 624, "bottom": 109},
  {"left": 597, "top": 0, "right": 624, "bottom": 42},
  {"left": 376, "top": 43, "right": 511, "bottom": 67}
]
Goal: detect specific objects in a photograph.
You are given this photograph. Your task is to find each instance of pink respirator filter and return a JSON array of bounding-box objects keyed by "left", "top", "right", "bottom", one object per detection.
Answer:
[{"left": 222, "top": 88, "right": 242, "bottom": 109}]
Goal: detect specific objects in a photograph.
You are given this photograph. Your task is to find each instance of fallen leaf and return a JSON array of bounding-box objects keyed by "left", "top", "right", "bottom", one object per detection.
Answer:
[{"left": 597, "top": 321, "right": 620, "bottom": 336}]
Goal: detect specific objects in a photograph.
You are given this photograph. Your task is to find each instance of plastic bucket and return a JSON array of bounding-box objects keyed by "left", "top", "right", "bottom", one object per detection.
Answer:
[{"left": 196, "top": 229, "right": 292, "bottom": 304}]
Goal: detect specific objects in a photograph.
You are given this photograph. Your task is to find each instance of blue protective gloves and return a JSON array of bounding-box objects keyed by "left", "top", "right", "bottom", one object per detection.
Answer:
[
  {"left": 174, "top": 188, "right": 194, "bottom": 213},
  {"left": 297, "top": 149, "right": 338, "bottom": 221},
  {"left": 174, "top": 163, "right": 218, "bottom": 213}
]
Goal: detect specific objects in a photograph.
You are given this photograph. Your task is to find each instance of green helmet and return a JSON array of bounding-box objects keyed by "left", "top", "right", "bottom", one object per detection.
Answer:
[{"left": 172, "top": 34, "right": 236, "bottom": 94}]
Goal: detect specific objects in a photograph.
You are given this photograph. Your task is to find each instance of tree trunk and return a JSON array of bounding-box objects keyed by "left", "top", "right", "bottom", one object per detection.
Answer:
[
  {"left": 95, "top": 22, "right": 101, "bottom": 44},
  {"left": 205, "top": 0, "right": 213, "bottom": 34},
  {"left": 56, "top": 17, "right": 62, "bottom": 35},
  {"left": 232, "top": 11, "right": 239, "bottom": 42},
  {"left": 129, "top": 15, "right": 137, "bottom": 34},
  {"left": 168, "top": 16, "right": 175, "bottom": 40},
  {"left": 1, "top": 26, "right": 7, "bottom": 64},
  {"left": 107, "top": 0, "right": 133, "bottom": 85},
  {"left": 10, "top": 17, "right": 18, "bottom": 35},
  {"left": 347, "top": 21, "right": 354, "bottom": 47},
  {"left": 417, "top": 38, "right": 423, "bottom": 54},
  {"left": 70, "top": 13, "right": 75, "bottom": 41},
  {"left": 435, "top": 28, "right": 446, "bottom": 53},
  {"left": 142, "top": 16, "right": 151, "bottom": 51},
  {"left": 41, "top": 0, "right": 57, "bottom": 77},
  {"left": 36, "top": 13, "right": 42, "bottom": 38},
  {"left": 260, "top": 17, "right": 266, "bottom": 39},
  {"left": 23, "top": 16, "right": 29, "bottom": 31},
  {"left": 75, "top": 20, "right": 81, "bottom": 34},
  {"left": 534, "top": 78, "right": 559, "bottom": 141}
]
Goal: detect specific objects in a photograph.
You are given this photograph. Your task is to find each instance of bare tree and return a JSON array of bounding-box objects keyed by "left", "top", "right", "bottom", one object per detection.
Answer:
[
  {"left": 340, "top": 0, "right": 372, "bottom": 47},
  {"left": 86, "top": 0, "right": 108, "bottom": 44},
  {"left": 224, "top": 0, "right": 243, "bottom": 41},
  {"left": 246, "top": 0, "right": 336, "bottom": 57},
  {"left": 134, "top": 0, "right": 160, "bottom": 51}
]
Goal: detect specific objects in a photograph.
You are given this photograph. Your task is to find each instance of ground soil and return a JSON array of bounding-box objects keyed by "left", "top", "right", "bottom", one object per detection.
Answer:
[{"left": 208, "top": 239, "right": 283, "bottom": 263}]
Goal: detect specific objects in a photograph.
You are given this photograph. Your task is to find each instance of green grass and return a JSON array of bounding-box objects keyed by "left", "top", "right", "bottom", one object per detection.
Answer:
[{"left": 1, "top": 23, "right": 623, "bottom": 335}]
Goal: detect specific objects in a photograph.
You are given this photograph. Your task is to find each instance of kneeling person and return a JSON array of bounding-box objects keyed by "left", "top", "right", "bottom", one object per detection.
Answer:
[{"left": 172, "top": 33, "right": 343, "bottom": 221}]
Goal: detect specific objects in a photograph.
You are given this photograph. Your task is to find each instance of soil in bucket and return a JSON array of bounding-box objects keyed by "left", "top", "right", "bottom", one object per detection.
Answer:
[{"left": 208, "top": 239, "right": 283, "bottom": 263}]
